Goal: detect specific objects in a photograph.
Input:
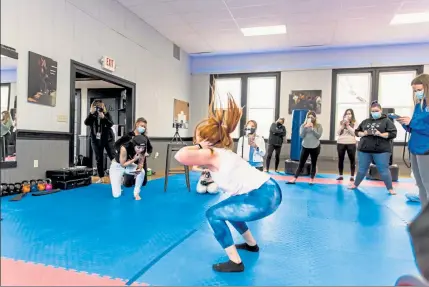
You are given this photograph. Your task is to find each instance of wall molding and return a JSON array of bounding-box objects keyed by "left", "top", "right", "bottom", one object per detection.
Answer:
[{"left": 17, "top": 130, "right": 72, "bottom": 140}]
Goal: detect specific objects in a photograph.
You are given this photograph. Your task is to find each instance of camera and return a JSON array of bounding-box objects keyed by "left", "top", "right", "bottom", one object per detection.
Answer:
[
  {"left": 95, "top": 106, "right": 103, "bottom": 113},
  {"left": 367, "top": 129, "right": 376, "bottom": 135}
]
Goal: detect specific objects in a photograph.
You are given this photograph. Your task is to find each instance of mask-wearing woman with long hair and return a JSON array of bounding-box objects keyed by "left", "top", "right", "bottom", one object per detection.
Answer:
[
  {"left": 398, "top": 73, "right": 429, "bottom": 207},
  {"left": 237, "top": 120, "right": 266, "bottom": 171},
  {"left": 175, "top": 93, "right": 282, "bottom": 273},
  {"left": 286, "top": 110, "right": 323, "bottom": 185},
  {"left": 336, "top": 109, "right": 357, "bottom": 181},
  {"left": 351, "top": 101, "right": 397, "bottom": 195}
]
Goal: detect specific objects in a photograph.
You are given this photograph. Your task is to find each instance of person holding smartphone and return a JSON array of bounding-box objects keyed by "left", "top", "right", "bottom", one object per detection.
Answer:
[
  {"left": 84, "top": 99, "right": 115, "bottom": 183},
  {"left": 336, "top": 109, "right": 357, "bottom": 182},
  {"left": 287, "top": 111, "right": 323, "bottom": 185},
  {"left": 350, "top": 101, "right": 397, "bottom": 195},
  {"left": 397, "top": 73, "right": 429, "bottom": 207},
  {"left": 237, "top": 120, "right": 266, "bottom": 171}
]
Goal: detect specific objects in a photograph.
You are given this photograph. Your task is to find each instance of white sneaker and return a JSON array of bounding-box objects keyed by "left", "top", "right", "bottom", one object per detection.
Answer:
[{"left": 96, "top": 179, "right": 103, "bottom": 184}]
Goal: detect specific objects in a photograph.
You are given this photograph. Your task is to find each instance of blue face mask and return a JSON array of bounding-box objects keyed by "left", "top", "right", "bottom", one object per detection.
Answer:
[
  {"left": 371, "top": 112, "right": 381, "bottom": 119},
  {"left": 137, "top": 127, "right": 145, "bottom": 134},
  {"left": 416, "top": 90, "right": 425, "bottom": 100}
]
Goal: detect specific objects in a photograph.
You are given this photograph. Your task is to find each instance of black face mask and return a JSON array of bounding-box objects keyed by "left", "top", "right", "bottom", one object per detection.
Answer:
[
  {"left": 245, "top": 127, "right": 256, "bottom": 134},
  {"left": 277, "top": 122, "right": 282, "bottom": 126}
]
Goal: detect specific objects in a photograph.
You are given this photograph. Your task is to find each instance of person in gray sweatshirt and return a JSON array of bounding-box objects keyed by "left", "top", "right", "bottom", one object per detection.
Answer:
[{"left": 287, "top": 111, "right": 323, "bottom": 185}]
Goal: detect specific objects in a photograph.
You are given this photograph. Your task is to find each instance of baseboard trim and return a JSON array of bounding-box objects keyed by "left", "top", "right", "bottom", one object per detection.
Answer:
[{"left": 17, "top": 130, "right": 72, "bottom": 140}]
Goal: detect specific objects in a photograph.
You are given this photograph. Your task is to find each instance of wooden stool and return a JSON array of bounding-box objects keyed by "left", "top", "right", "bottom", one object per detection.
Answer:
[{"left": 164, "top": 143, "right": 190, "bottom": 192}]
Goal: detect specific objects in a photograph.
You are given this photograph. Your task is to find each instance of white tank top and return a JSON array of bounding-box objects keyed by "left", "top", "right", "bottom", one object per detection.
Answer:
[{"left": 209, "top": 148, "right": 270, "bottom": 196}]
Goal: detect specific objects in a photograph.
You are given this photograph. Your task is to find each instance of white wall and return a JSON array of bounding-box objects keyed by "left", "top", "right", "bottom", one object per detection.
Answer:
[
  {"left": 189, "top": 75, "right": 210, "bottom": 136},
  {"left": 1, "top": 0, "right": 191, "bottom": 137},
  {"left": 425, "top": 65, "right": 429, "bottom": 73},
  {"left": 280, "top": 70, "right": 332, "bottom": 140},
  {"left": 75, "top": 80, "right": 122, "bottom": 135}
]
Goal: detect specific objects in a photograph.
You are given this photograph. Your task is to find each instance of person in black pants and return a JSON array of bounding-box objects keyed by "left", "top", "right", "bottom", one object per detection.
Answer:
[
  {"left": 266, "top": 118, "right": 286, "bottom": 172},
  {"left": 84, "top": 99, "right": 115, "bottom": 183},
  {"left": 336, "top": 109, "right": 357, "bottom": 181},
  {"left": 287, "top": 111, "right": 323, "bottom": 185}
]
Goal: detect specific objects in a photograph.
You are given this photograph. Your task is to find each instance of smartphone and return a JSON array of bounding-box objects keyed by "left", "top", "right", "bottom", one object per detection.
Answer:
[
  {"left": 306, "top": 118, "right": 312, "bottom": 125},
  {"left": 388, "top": 113, "right": 401, "bottom": 120}
]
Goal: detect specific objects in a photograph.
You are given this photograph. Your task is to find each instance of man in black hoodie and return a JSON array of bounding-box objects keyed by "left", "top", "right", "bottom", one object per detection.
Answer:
[
  {"left": 266, "top": 118, "right": 287, "bottom": 172},
  {"left": 350, "top": 101, "right": 397, "bottom": 194},
  {"left": 84, "top": 99, "right": 115, "bottom": 182}
]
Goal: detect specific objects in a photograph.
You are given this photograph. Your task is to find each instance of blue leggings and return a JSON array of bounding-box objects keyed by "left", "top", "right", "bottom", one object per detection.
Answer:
[{"left": 206, "top": 179, "right": 282, "bottom": 249}]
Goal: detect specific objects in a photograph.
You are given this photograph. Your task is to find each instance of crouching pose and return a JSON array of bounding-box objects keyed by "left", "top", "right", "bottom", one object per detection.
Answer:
[
  {"left": 109, "top": 135, "right": 147, "bottom": 200},
  {"left": 175, "top": 94, "right": 282, "bottom": 273},
  {"left": 196, "top": 169, "right": 219, "bottom": 194}
]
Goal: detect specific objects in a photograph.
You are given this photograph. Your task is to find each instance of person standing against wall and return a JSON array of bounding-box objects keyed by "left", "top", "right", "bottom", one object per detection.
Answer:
[
  {"left": 237, "top": 120, "right": 266, "bottom": 171},
  {"left": 398, "top": 74, "right": 429, "bottom": 207},
  {"left": 84, "top": 99, "right": 116, "bottom": 183},
  {"left": 336, "top": 109, "right": 357, "bottom": 182},
  {"left": 287, "top": 111, "right": 323, "bottom": 185},
  {"left": 266, "top": 118, "right": 286, "bottom": 172}
]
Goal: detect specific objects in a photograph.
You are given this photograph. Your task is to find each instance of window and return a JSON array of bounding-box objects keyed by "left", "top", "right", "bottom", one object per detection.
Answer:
[
  {"left": 1, "top": 84, "right": 10, "bottom": 112},
  {"left": 213, "top": 78, "right": 242, "bottom": 139},
  {"left": 335, "top": 73, "right": 372, "bottom": 139},
  {"left": 378, "top": 71, "right": 416, "bottom": 142},
  {"left": 247, "top": 77, "right": 277, "bottom": 139}
]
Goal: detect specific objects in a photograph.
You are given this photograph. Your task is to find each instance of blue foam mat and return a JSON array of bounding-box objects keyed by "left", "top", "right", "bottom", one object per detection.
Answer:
[{"left": 0, "top": 172, "right": 422, "bottom": 285}]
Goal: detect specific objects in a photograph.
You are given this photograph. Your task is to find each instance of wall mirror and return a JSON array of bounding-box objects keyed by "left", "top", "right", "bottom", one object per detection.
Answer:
[{"left": 1, "top": 44, "right": 18, "bottom": 168}]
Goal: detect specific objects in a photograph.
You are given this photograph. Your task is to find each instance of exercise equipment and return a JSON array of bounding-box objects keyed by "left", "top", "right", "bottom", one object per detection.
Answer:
[
  {"left": 1, "top": 183, "right": 9, "bottom": 196},
  {"left": 30, "top": 179, "right": 38, "bottom": 192},
  {"left": 54, "top": 176, "right": 91, "bottom": 190},
  {"left": 8, "top": 183, "right": 16, "bottom": 195},
  {"left": 46, "top": 166, "right": 93, "bottom": 182},
  {"left": 32, "top": 188, "right": 61, "bottom": 196},
  {"left": 21, "top": 180, "right": 31, "bottom": 193},
  {"left": 284, "top": 109, "right": 309, "bottom": 175},
  {"left": 13, "top": 182, "right": 22, "bottom": 194},
  {"left": 37, "top": 179, "right": 46, "bottom": 191},
  {"left": 45, "top": 179, "right": 53, "bottom": 190}
]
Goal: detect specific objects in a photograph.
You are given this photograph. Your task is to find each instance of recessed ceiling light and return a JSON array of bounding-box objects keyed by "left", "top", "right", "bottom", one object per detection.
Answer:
[
  {"left": 390, "top": 12, "right": 429, "bottom": 25},
  {"left": 241, "top": 25, "right": 287, "bottom": 37}
]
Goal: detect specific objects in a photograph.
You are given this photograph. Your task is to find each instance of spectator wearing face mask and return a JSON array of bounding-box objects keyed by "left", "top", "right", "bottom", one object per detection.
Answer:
[
  {"left": 266, "top": 117, "right": 286, "bottom": 172},
  {"left": 237, "top": 120, "right": 266, "bottom": 171},
  {"left": 287, "top": 111, "right": 323, "bottom": 185},
  {"left": 336, "top": 108, "right": 357, "bottom": 182},
  {"left": 397, "top": 74, "right": 429, "bottom": 207},
  {"left": 350, "top": 101, "right": 397, "bottom": 195}
]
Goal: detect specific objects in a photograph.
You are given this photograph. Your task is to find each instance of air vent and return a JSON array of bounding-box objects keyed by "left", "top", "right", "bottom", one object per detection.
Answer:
[{"left": 173, "top": 44, "right": 181, "bottom": 60}]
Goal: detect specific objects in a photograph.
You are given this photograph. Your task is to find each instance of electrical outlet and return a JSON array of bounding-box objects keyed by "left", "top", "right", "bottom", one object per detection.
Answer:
[
  {"left": 34, "top": 160, "right": 38, "bottom": 168},
  {"left": 154, "top": 152, "right": 159, "bottom": 159}
]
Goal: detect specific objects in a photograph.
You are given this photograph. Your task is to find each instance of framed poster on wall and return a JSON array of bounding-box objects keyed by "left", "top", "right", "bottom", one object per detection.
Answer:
[
  {"left": 27, "top": 51, "right": 58, "bottom": 107},
  {"left": 288, "top": 90, "right": 322, "bottom": 114}
]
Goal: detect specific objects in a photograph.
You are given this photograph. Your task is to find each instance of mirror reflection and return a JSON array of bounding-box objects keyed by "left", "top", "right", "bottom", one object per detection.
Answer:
[{"left": 1, "top": 45, "right": 18, "bottom": 164}]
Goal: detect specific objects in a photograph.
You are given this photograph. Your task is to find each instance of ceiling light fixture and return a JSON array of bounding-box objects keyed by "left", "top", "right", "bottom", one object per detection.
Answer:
[
  {"left": 390, "top": 12, "right": 429, "bottom": 25},
  {"left": 241, "top": 25, "right": 287, "bottom": 36}
]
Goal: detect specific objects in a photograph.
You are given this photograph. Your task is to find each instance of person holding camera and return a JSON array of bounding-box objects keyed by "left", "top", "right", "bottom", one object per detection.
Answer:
[
  {"left": 350, "top": 101, "right": 397, "bottom": 195},
  {"left": 84, "top": 99, "right": 115, "bottom": 183},
  {"left": 266, "top": 118, "right": 286, "bottom": 172},
  {"left": 237, "top": 120, "right": 266, "bottom": 171},
  {"left": 336, "top": 109, "right": 357, "bottom": 182}
]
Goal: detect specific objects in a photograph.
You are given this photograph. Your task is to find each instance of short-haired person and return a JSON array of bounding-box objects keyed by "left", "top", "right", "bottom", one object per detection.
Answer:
[
  {"left": 84, "top": 99, "right": 116, "bottom": 183},
  {"left": 287, "top": 111, "right": 323, "bottom": 185},
  {"left": 398, "top": 74, "right": 429, "bottom": 207},
  {"left": 350, "top": 101, "right": 397, "bottom": 195},
  {"left": 237, "top": 120, "right": 266, "bottom": 171},
  {"left": 266, "top": 118, "right": 286, "bottom": 172}
]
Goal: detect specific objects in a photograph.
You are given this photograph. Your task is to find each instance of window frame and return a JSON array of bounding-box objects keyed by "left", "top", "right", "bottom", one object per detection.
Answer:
[
  {"left": 0, "top": 83, "right": 11, "bottom": 112},
  {"left": 209, "top": 72, "right": 281, "bottom": 139},
  {"left": 330, "top": 65, "right": 424, "bottom": 144}
]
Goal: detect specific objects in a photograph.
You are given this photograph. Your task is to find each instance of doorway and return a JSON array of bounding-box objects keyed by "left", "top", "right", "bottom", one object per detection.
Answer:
[{"left": 69, "top": 61, "right": 136, "bottom": 176}]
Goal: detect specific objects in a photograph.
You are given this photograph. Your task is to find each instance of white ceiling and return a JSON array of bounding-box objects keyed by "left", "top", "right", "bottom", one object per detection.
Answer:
[{"left": 118, "top": 0, "right": 429, "bottom": 54}]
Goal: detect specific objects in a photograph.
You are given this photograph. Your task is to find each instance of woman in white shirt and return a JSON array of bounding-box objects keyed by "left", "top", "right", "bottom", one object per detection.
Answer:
[
  {"left": 237, "top": 120, "right": 266, "bottom": 171},
  {"left": 175, "top": 95, "right": 282, "bottom": 273}
]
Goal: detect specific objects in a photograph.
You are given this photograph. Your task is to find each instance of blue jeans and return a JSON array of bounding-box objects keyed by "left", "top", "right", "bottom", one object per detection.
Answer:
[
  {"left": 206, "top": 179, "right": 282, "bottom": 249},
  {"left": 354, "top": 151, "right": 393, "bottom": 190}
]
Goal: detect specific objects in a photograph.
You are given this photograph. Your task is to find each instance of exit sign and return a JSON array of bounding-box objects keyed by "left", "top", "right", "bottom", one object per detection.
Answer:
[{"left": 100, "top": 56, "right": 116, "bottom": 72}]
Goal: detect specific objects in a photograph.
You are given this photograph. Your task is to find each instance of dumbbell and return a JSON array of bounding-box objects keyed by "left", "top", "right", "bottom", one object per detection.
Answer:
[
  {"left": 30, "top": 179, "right": 38, "bottom": 192},
  {"left": 45, "top": 179, "right": 53, "bottom": 191},
  {"left": 22, "top": 180, "right": 31, "bottom": 193},
  {"left": 37, "top": 179, "right": 46, "bottom": 191},
  {"left": 1, "top": 183, "right": 9, "bottom": 196},
  {"left": 8, "top": 183, "right": 16, "bottom": 195}
]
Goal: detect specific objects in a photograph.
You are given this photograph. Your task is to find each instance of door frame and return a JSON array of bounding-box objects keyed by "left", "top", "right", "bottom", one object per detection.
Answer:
[{"left": 69, "top": 60, "right": 136, "bottom": 166}]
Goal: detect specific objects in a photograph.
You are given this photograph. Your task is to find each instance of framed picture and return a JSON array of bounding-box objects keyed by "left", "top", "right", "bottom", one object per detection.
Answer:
[
  {"left": 288, "top": 90, "right": 322, "bottom": 114},
  {"left": 27, "top": 51, "right": 58, "bottom": 107}
]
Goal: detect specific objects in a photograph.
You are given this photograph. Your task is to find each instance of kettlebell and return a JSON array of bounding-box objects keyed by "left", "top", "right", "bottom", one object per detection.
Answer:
[
  {"left": 14, "top": 182, "right": 22, "bottom": 194},
  {"left": 8, "top": 183, "right": 16, "bottom": 195},
  {"left": 1, "top": 183, "right": 9, "bottom": 196},
  {"left": 37, "top": 179, "right": 46, "bottom": 191},
  {"left": 30, "top": 179, "right": 38, "bottom": 192},
  {"left": 22, "top": 180, "right": 31, "bottom": 193},
  {"left": 45, "top": 179, "right": 53, "bottom": 191}
]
